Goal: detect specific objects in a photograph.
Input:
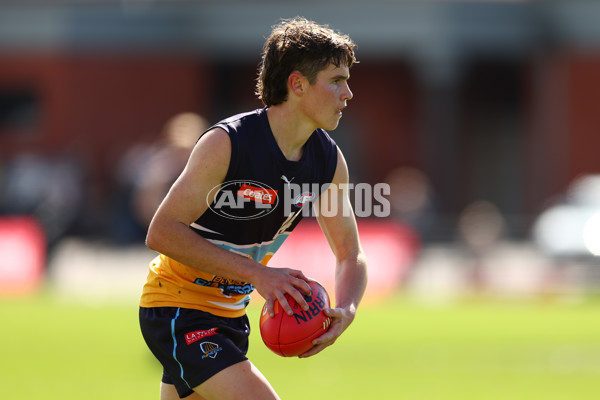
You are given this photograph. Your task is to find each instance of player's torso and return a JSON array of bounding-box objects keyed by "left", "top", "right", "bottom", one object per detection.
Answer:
[{"left": 140, "top": 108, "right": 338, "bottom": 317}]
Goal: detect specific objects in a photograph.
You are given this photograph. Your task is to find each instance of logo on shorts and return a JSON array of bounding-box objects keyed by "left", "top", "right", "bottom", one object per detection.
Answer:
[
  {"left": 185, "top": 328, "right": 218, "bottom": 345},
  {"left": 200, "top": 342, "right": 223, "bottom": 359}
]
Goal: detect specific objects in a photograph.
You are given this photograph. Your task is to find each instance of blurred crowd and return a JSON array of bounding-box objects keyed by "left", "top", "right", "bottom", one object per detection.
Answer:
[
  {"left": 0, "top": 112, "right": 207, "bottom": 250},
  {"left": 110, "top": 112, "right": 207, "bottom": 243}
]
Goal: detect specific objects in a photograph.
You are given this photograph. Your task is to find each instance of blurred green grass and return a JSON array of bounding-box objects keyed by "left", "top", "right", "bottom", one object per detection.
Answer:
[{"left": 1, "top": 292, "right": 600, "bottom": 399}]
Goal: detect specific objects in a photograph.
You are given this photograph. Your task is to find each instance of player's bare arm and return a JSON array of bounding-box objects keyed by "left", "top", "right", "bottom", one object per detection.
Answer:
[
  {"left": 300, "top": 147, "right": 368, "bottom": 358},
  {"left": 146, "top": 127, "right": 311, "bottom": 316}
]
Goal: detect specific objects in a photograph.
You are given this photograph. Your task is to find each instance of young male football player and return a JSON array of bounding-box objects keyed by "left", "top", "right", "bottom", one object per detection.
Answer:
[{"left": 139, "top": 17, "right": 368, "bottom": 400}]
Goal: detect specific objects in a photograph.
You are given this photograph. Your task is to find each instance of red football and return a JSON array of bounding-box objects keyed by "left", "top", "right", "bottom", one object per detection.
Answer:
[{"left": 259, "top": 280, "right": 331, "bottom": 357}]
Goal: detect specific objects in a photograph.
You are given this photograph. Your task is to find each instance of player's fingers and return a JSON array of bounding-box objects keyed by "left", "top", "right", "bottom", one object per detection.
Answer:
[
  {"left": 265, "top": 298, "right": 276, "bottom": 318},
  {"left": 289, "top": 269, "right": 311, "bottom": 283},
  {"left": 291, "top": 276, "right": 312, "bottom": 297},
  {"left": 324, "top": 308, "right": 344, "bottom": 319},
  {"left": 275, "top": 291, "right": 295, "bottom": 316},
  {"left": 286, "top": 270, "right": 312, "bottom": 296},
  {"left": 312, "top": 329, "right": 338, "bottom": 345},
  {"left": 312, "top": 314, "right": 343, "bottom": 346},
  {"left": 286, "top": 286, "right": 310, "bottom": 312}
]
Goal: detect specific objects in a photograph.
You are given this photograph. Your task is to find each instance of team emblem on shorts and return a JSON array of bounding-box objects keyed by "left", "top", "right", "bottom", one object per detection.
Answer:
[{"left": 200, "top": 341, "right": 223, "bottom": 359}]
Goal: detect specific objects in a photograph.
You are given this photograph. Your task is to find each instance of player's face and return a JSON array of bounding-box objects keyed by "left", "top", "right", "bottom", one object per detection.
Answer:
[{"left": 302, "top": 64, "right": 353, "bottom": 131}]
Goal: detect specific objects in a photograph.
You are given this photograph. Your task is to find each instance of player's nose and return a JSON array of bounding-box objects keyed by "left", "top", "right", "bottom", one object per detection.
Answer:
[{"left": 342, "top": 82, "right": 353, "bottom": 101}]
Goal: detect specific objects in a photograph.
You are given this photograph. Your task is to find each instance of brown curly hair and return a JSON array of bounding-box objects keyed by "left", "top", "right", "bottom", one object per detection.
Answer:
[{"left": 255, "top": 17, "right": 358, "bottom": 106}]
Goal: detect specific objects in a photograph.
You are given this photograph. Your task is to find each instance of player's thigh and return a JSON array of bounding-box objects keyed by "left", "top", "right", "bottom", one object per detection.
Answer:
[
  {"left": 193, "top": 360, "right": 280, "bottom": 400},
  {"left": 161, "top": 382, "right": 207, "bottom": 400}
]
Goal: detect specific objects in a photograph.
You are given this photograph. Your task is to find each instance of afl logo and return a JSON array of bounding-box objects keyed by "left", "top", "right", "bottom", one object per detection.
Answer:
[{"left": 207, "top": 180, "right": 279, "bottom": 220}]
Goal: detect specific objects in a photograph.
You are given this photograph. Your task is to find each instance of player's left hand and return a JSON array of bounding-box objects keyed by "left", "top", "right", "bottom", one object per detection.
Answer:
[{"left": 298, "top": 306, "right": 355, "bottom": 358}]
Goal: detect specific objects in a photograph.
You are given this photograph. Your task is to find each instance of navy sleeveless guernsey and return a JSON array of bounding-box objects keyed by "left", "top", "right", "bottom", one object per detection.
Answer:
[{"left": 140, "top": 108, "right": 338, "bottom": 317}]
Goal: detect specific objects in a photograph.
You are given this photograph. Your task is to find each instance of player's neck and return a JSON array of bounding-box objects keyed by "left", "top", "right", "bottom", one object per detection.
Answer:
[{"left": 266, "top": 105, "right": 315, "bottom": 162}]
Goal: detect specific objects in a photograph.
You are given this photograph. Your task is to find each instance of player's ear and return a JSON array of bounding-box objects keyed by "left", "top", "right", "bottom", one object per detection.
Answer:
[{"left": 288, "top": 71, "right": 305, "bottom": 97}]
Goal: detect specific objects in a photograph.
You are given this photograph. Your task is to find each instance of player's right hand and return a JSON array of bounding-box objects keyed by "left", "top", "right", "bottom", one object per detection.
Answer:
[{"left": 252, "top": 267, "right": 312, "bottom": 318}]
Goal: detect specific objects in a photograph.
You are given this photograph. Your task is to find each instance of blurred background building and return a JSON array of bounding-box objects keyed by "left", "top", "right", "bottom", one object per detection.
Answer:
[{"left": 2, "top": 0, "right": 600, "bottom": 300}]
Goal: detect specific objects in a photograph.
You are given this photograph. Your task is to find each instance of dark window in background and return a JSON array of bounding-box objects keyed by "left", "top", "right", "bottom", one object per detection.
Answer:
[
  {"left": 0, "top": 88, "right": 40, "bottom": 134},
  {"left": 211, "top": 62, "right": 262, "bottom": 121},
  {"left": 458, "top": 59, "right": 526, "bottom": 236}
]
